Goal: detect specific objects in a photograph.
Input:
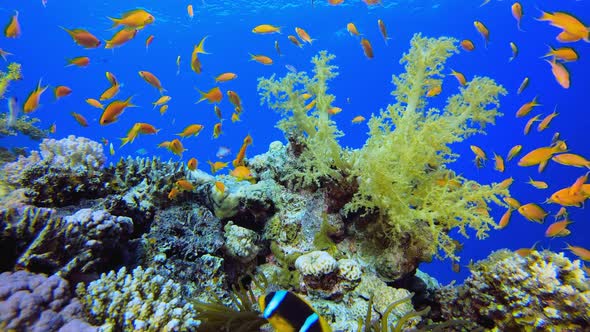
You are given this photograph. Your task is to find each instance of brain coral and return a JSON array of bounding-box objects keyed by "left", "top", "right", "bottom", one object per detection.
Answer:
[{"left": 436, "top": 249, "right": 590, "bottom": 331}]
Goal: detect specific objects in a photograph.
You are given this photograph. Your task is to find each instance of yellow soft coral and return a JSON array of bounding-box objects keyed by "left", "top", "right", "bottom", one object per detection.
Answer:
[
  {"left": 0, "top": 63, "right": 22, "bottom": 99},
  {"left": 258, "top": 51, "right": 347, "bottom": 187},
  {"left": 345, "top": 34, "right": 508, "bottom": 260}
]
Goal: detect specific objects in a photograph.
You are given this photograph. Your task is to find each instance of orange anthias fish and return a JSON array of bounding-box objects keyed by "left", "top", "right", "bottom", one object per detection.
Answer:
[
  {"left": 503, "top": 196, "right": 521, "bottom": 209},
  {"left": 54, "top": 86, "right": 72, "bottom": 99},
  {"left": 523, "top": 114, "right": 542, "bottom": 135},
  {"left": 86, "top": 98, "right": 104, "bottom": 109},
  {"left": 215, "top": 72, "right": 238, "bottom": 83},
  {"left": 67, "top": 56, "right": 90, "bottom": 67},
  {"left": 106, "top": 71, "right": 118, "bottom": 86},
  {"left": 545, "top": 220, "right": 572, "bottom": 237},
  {"left": 250, "top": 54, "right": 273, "bottom": 65},
  {"left": 71, "top": 112, "right": 88, "bottom": 127},
  {"left": 208, "top": 160, "right": 229, "bottom": 174},
  {"left": 493, "top": 153, "right": 505, "bottom": 172},
  {"left": 460, "top": 40, "right": 475, "bottom": 51},
  {"left": 543, "top": 46, "right": 579, "bottom": 62},
  {"left": 252, "top": 24, "right": 281, "bottom": 34},
  {"left": 518, "top": 141, "right": 567, "bottom": 167},
  {"left": 569, "top": 171, "right": 589, "bottom": 196},
  {"left": 552, "top": 153, "right": 590, "bottom": 168},
  {"left": 106, "top": 28, "right": 138, "bottom": 49},
  {"left": 537, "top": 11, "right": 589, "bottom": 43},
  {"left": 547, "top": 187, "right": 587, "bottom": 207},
  {"left": 517, "top": 203, "right": 548, "bottom": 223},
  {"left": 227, "top": 90, "right": 242, "bottom": 111},
  {"left": 352, "top": 115, "right": 366, "bottom": 123},
  {"left": 197, "top": 87, "right": 223, "bottom": 104},
  {"left": 527, "top": 177, "right": 548, "bottom": 189},
  {"left": 450, "top": 69, "right": 466, "bottom": 86},
  {"left": 474, "top": 21, "right": 489, "bottom": 47},
  {"left": 470, "top": 145, "right": 486, "bottom": 161},
  {"left": 139, "top": 71, "right": 165, "bottom": 94},
  {"left": 537, "top": 110, "right": 558, "bottom": 132},
  {"left": 61, "top": 27, "right": 101, "bottom": 48},
  {"left": 100, "top": 84, "right": 120, "bottom": 101},
  {"left": 23, "top": 79, "right": 48, "bottom": 113},
  {"left": 506, "top": 145, "right": 522, "bottom": 161},
  {"left": 426, "top": 86, "right": 442, "bottom": 97},
  {"left": 190, "top": 36, "right": 208, "bottom": 74},
  {"left": 377, "top": 19, "right": 390, "bottom": 45},
  {"left": 213, "top": 122, "right": 222, "bottom": 138},
  {"left": 230, "top": 166, "right": 254, "bottom": 182},
  {"left": 288, "top": 35, "right": 303, "bottom": 48},
  {"left": 108, "top": 9, "right": 155, "bottom": 29},
  {"left": 187, "top": 4, "right": 194, "bottom": 19},
  {"left": 545, "top": 59, "right": 570, "bottom": 89},
  {"left": 511, "top": 2, "right": 523, "bottom": 31},
  {"left": 515, "top": 96, "right": 541, "bottom": 117},
  {"left": 295, "top": 27, "right": 314, "bottom": 44},
  {"left": 4, "top": 11, "right": 21, "bottom": 38},
  {"left": 232, "top": 134, "right": 253, "bottom": 167},
  {"left": 498, "top": 209, "right": 512, "bottom": 229},
  {"left": 100, "top": 96, "right": 135, "bottom": 125},
  {"left": 347, "top": 23, "right": 360, "bottom": 36},
  {"left": 168, "top": 139, "right": 186, "bottom": 157},
  {"left": 360, "top": 38, "right": 374, "bottom": 59},
  {"left": 176, "top": 179, "right": 194, "bottom": 191},
  {"left": 187, "top": 157, "right": 198, "bottom": 171},
  {"left": 177, "top": 124, "right": 204, "bottom": 138},
  {"left": 565, "top": 244, "right": 590, "bottom": 261}
]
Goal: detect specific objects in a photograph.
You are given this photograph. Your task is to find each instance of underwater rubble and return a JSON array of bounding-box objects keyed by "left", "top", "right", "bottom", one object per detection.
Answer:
[{"left": 0, "top": 34, "right": 588, "bottom": 332}]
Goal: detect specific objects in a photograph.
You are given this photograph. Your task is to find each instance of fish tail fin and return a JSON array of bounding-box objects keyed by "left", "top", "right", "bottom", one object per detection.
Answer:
[
  {"left": 195, "top": 35, "right": 209, "bottom": 54},
  {"left": 107, "top": 17, "right": 121, "bottom": 29},
  {"left": 120, "top": 137, "right": 130, "bottom": 147}
]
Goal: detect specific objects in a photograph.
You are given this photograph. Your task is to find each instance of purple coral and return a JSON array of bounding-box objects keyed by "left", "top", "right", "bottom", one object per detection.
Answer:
[{"left": 0, "top": 270, "right": 97, "bottom": 331}]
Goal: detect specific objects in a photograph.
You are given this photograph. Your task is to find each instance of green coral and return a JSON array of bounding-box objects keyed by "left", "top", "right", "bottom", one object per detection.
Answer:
[
  {"left": 258, "top": 33, "right": 508, "bottom": 262},
  {"left": 345, "top": 34, "right": 507, "bottom": 260},
  {"left": 0, "top": 62, "right": 21, "bottom": 99},
  {"left": 258, "top": 51, "right": 348, "bottom": 187},
  {"left": 0, "top": 113, "right": 49, "bottom": 140}
]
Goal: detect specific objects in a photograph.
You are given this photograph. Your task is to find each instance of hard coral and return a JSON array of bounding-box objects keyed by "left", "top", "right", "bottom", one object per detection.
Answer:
[
  {"left": 0, "top": 270, "right": 97, "bottom": 331},
  {"left": 0, "top": 113, "right": 48, "bottom": 140},
  {"left": 436, "top": 249, "right": 590, "bottom": 331},
  {"left": 76, "top": 266, "right": 198, "bottom": 332},
  {"left": 1, "top": 135, "right": 108, "bottom": 207},
  {"left": 345, "top": 34, "right": 508, "bottom": 260}
]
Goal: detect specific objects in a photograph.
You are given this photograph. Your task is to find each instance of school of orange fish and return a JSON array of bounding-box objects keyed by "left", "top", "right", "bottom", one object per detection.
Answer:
[{"left": 2, "top": 0, "right": 590, "bottom": 266}]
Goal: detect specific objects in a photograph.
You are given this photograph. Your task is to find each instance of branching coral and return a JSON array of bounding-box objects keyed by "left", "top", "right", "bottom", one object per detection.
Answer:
[
  {"left": 258, "top": 51, "right": 348, "bottom": 187},
  {"left": 344, "top": 34, "right": 508, "bottom": 260},
  {"left": 0, "top": 113, "right": 48, "bottom": 140}
]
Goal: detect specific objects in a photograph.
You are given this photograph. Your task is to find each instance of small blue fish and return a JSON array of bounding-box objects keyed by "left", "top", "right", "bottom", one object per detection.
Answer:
[
  {"left": 7, "top": 97, "right": 20, "bottom": 128},
  {"left": 135, "top": 148, "right": 148, "bottom": 155}
]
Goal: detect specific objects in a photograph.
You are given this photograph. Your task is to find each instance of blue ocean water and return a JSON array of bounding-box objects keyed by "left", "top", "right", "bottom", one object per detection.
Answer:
[{"left": 1, "top": 0, "right": 588, "bottom": 285}]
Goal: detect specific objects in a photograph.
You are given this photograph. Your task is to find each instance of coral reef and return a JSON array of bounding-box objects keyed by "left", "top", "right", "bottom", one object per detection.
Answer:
[
  {"left": 258, "top": 51, "right": 348, "bottom": 188},
  {"left": 0, "top": 206, "right": 134, "bottom": 278},
  {"left": 0, "top": 113, "right": 49, "bottom": 141},
  {"left": 1, "top": 135, "right": 108, "bottom": 207},
  {"left": 436, "top": 249, "right": 590, "bottom": 331},
  {"left": 0, "top": 62, "right": 22, "bottom": 99},
  {"left": 76, "top": 266, "right": 198, "bottom": 331},
  {"left": 137, "top": 204, "right": 228, "bottom": 302},
  {"left": 103, "top": 156, "right": 186, "bottom": 231},
  {"left": 224, "top": 221, "right": 261, "bottom": 263},
  {"left": 259, "top": 34, "right": 508, "bottom": 265},
  {"left": 0, "top": 270, "right": 97, "bottom": 331}
]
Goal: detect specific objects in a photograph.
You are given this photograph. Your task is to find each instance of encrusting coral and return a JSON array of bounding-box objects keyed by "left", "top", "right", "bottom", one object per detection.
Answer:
[{"left": 436, "top": 249, "right": 590, "bottom": 331}]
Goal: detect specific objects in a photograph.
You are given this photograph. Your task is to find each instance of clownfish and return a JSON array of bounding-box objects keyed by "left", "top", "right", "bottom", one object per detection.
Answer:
[{"left": 259, "top": 290, "right": 332, "bottom": 332}]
